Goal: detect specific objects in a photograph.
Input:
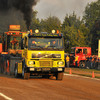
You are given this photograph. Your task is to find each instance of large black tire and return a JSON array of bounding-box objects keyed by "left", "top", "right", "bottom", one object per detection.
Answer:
[
  {"left": 22, "top": 68, "right": 30, "bottom": 79},
  {"left": 23, "top": 73, "right": 30, "bottom": 79},
  {"left": 15, "top": 67, "right": 18, "bottom": 77},
  {"left": 56, "top": 72, "right": 63, "bottom": 80},
  {"left": 14, "top": 67, "right": 21, "bottom": 78},
  {"left": 79, "top": 61, "right": 85, "bottom": 68}
]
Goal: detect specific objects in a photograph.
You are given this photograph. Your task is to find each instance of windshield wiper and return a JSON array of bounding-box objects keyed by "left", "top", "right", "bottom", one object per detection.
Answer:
[
  {"left": 47, "top": 46, "right": 56, "bottom": 48},
  {"left": 31, "top": 45, "right": 43, "bottom": 48},
  {"left": 29, "top": 45, "right": 44, "bottom": 50}
]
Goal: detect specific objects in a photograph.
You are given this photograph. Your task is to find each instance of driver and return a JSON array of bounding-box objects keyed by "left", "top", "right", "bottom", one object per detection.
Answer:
[
  {"left": 10, "top": 38, "right": 18, "bottom": 49},
  {"left": 51, "top": 40, "right": 56, "bottom": 46}
]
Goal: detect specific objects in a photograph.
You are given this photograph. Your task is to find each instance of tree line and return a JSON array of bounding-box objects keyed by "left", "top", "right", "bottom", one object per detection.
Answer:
[{"left": 0, "top": 0, "right": 100, "bottom": 54}]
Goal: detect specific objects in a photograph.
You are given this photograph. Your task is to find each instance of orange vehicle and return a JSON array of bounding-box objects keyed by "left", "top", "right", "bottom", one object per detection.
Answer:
[
  {"left": 70, "top": 47, "right": 91, "bottom": 68},
  {"left": 0, "top": 25, "right": 26, "bottom": 74}
]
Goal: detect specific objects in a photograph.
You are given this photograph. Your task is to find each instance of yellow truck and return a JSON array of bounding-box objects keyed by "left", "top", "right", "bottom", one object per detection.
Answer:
[{"left": 15, "top": 30, "right": 65, "bottom": 80}]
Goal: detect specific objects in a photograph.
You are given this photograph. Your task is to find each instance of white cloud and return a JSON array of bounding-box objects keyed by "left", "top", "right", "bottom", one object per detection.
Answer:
[{"left": 34, "top": 0, "right": 97, "bottom": 23}]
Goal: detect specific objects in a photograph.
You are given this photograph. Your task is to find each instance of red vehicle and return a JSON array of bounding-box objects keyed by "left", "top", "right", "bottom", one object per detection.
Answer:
[{"left": 70, "top": 47, "right": 91, "bottom": 68}]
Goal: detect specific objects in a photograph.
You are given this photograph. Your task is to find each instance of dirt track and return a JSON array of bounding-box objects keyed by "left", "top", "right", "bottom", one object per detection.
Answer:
[{"left": 0, "top": 72, "right": 100, "bottom": 100}]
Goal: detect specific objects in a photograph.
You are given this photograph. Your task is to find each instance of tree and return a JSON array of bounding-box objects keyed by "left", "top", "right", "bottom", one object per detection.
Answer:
[
  {"left": 30, "top": 11, "right": 40, "bottom": 32},
  {"left": 83, "top": 0, "right": 100, "bottom": 29},
  {"left": 89, "top": 19, "right": 100, "bottom": 53},
  {"left": 62, "top": 12, "right": 89, "bottom": 53},
  {"left": 62, "top": 12, "right": 82, "bottom": 30},
  {"left": 83, "top": 0, "right": 100, "bottom": 53},
  {"left": 40, "top": 15, "right": 61, "bottom": 33}
]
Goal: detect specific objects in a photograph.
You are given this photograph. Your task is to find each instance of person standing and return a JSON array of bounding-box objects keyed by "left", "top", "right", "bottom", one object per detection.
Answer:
[
  {"left": 66, "top": 55, "right": 69, "bottom": 67},
  {"left": 75, "top": 56, "right": 78, "bottom": 67},
  {"left": 89, "top": 55, "right": 92, "bottom": 68}
]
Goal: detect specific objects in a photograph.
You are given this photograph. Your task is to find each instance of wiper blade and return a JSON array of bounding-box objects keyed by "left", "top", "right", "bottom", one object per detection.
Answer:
[
  {"left": 29, "top": 45, "right": 44, "bottom": 50},
  {"left": 36, "top": 46, "right": 43, "bottom": 48},
  {"left": 47, "top": 46, "right": 56, "bottom": 48},
  {"left": 31, "top": 45, "right": 43, "bottom": 48}
]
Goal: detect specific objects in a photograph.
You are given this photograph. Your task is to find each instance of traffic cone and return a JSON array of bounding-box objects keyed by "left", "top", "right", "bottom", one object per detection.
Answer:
[
  {"left": 92, "top": 71, "right": 95, "bottom": 78},
  {"left": 69, "top": 68, "right": 72, "bottom": 74}
]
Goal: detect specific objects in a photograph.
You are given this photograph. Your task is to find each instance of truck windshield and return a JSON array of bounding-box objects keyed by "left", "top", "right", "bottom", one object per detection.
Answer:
[
  {"left": 28, "top": 37, "right": 64, "bottom": 50},
  {"left": 7, "top": 35, "right": 21, "bottom": 50}
]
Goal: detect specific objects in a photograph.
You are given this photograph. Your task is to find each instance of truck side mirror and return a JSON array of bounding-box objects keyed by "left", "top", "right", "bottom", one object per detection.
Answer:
[
  {"left": 21, "top": 39, "right": 24, "bottom": 49},
  {"left": 66, "top": 41, "right": 69, "bottom": 49}
]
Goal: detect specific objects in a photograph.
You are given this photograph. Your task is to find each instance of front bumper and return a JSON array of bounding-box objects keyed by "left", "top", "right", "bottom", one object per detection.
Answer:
[{"left": 24, "top": 67, "right": 65, "bottom": 73}]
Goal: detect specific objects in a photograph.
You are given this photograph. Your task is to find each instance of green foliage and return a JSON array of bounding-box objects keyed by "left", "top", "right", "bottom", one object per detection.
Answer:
[
  {"left": 89, "top": 19, "right": 100, "bottom": 54},
  {"left": 83, "top": 0, "right": 100, "bottom": 29},
  {"left": 40, "top": 15, "right": 61, "bottom": 33},
  {"left": 83, "top": 0, "right": 100, "bottom": 54},
  {"left": 30, "top": 11, "right": 40, "bottom": 32},
  {"left": 62, "top": 12, "right": 89, "bottom": 53},
  {"left": 62, "top": 12, "right": 81, "bottom": 29}
]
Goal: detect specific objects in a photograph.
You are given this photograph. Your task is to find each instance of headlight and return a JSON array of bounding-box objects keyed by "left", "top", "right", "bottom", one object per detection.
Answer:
[
  {"left": 57, "top": 61, "right": 64, "bottom": 65},
  {"left": 28, "top": 61, "right": 35, "bottom": 65},
  {"left": 35, "top": 29, "right": 39, "bottom": 33}
]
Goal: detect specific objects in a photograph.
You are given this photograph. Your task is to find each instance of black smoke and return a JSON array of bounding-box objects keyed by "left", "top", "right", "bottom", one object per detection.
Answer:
[{"left": 0, "top": 0, "right": 39, "bottom": 30}]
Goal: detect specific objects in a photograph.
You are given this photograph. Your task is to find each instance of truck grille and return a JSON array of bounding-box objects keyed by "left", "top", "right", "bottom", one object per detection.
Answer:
[{"left": 39, "top": 61, "right": 53, "bottom": 67}]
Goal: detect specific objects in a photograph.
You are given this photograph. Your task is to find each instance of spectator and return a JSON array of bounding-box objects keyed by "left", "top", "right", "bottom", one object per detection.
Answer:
[
  {"left": 86, "top": 55, "right": 89, "bottom": 62},
  {"left": 89, "top": 55, "right": 92, "bottom": 62},
  {"left": 66, "top": 55, "right": 69, "bottom": 67},
  {"left": 75, "top": 56, "right": 78, "bottom": 67},
  {"left": 89, "top": 55, "right": 92, "bottom": 68},
  {"left": 94, "top": 55, "right": 97, "bottom": 62},
  {"left": 95, "top": 55, "right": 99, "bottom": 69},
  {"left": 91, "top": 55, "right": 95, "bottom": 68},
  {"left": 85, "top": 55, "right": 90, "bottom": 69}
]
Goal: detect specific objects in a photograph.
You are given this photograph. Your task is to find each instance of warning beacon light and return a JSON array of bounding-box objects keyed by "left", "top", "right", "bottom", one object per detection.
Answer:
[
  {"left": 56, "top": 30, "right": 59, "bottom": 34},
  {"left": 52, "top": 30, "right": 55, "bottom": 34},
  {"left": 30, "top": 29, "right": 33, "bottom": 33},
  {"left": 35, "top": 29, "right": 39, "bottom": 33}
]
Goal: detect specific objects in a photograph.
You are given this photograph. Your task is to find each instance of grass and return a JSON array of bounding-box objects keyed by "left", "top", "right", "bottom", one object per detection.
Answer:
[
  {"left": 66, "top": 68, "right": 100, "bottom": 74},
  {"left": 65, "top": 68, "right": 100, "bottom": 79},
  {"left": 65, "top": 72, "right": 100, "bottom": 79}
]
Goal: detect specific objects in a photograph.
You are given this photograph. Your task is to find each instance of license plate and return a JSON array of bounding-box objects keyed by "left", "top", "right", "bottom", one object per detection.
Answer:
[
  {"left": 30, "top": 68, "right": 35, "bottom": 71},
  {"left": 42, "top": 68, "right": 50, "bottom": 71}
]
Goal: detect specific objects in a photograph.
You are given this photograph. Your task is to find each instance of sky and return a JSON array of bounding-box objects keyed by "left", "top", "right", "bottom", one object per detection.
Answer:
[{"left": 34, "top": 0, "right": 97, "bottom": 23}]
